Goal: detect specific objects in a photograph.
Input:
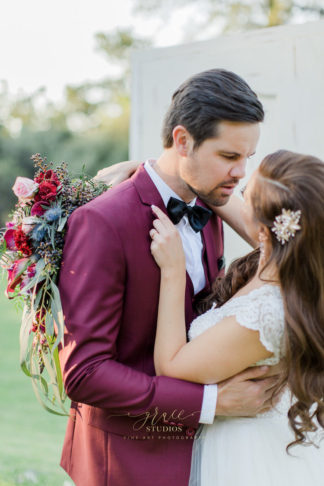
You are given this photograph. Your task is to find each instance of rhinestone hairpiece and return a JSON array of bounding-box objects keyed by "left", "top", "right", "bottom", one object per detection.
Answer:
[{"left": 271, "top": 209, "right": 302, "bottom": 245}]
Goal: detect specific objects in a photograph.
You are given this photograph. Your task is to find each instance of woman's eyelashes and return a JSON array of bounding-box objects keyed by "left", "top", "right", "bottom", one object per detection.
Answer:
[{"left": 240, "top": 185, "right": 247, "bottom": 197}]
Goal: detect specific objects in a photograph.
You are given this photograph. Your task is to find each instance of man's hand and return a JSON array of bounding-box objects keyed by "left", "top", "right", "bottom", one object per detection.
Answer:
[
  {"left": 215, "top": 365, "right": 283, "bottom": 417},
  {"left": 93, "top": 160, "right": 141, "bottom": 187}
]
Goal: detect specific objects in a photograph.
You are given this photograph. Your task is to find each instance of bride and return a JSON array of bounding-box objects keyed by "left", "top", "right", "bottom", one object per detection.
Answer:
[{"left": 148, "top": 149, "right": 324, "bottom": 485}]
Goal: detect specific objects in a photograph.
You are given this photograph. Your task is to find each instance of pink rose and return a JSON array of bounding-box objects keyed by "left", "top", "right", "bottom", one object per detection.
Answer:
[{"left": 12, "top": 177, "right": 39, "bottom": 201}]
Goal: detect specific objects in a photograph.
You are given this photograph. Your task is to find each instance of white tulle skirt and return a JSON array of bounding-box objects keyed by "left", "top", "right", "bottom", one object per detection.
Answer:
[{"left": 188, "top": 409, "right": 324, "bottom": 486}]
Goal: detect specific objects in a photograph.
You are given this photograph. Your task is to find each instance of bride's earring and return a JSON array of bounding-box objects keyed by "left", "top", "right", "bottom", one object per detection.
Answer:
[{"left": 258, "top": 232, "right": 267, "bottom": 260}]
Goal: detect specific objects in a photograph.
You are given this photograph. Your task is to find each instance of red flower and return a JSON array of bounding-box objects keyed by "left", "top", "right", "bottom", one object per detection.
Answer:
[
  {"left": 5, "top": 258, "right": 30, "bottom": 298},
  {"left": 185, "top": 427, "right": 196, "bottom": 438},
  {"left": 14, "top": 227, "right": 33, "bottom": 256},
  {"left": 31, "top": 201, "right": 50, "bottom": 216},
  {"left": 4, "top": 228, "right": 17, "bottom": 250},
  {"left": 35, "top": 170, "right": 60, "bottom": 187},
  {"left": 34, "top": 181, "right": 58, "bottom": 202},
  {"left": 31, "top": 308, "right": 46, "bottom": 334},
  {"left": 27, "top": 263, "right": 36, "bottom": 278}
]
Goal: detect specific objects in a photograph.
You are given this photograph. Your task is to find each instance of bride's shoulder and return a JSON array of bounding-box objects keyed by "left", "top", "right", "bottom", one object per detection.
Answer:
[
  {"left": 223, "top": 284, "right": 284, "bottom": 322},
  {"left": 188, "top": 284, "right": 284, "bottom": 343}
]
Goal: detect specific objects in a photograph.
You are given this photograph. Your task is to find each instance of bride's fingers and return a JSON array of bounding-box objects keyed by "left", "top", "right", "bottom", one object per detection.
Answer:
[
  {"left": 149, "top": 229, "right": 159, "bottom": 240},
  {"left": 151, "top": 205, "right": 174, "bottom": 228},
  {"left": 152, "top": 219, "right": 165, "bottom": 234}
]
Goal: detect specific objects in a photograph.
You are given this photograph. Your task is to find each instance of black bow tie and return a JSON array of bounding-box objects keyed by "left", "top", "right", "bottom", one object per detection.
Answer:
[{"left": 166, "top": 197, "right": 212, "bottom": 233}]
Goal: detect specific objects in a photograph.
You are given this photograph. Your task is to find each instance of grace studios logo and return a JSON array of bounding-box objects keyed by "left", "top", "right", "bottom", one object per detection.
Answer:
[{"left": 108, "top": 407, "right": 199, "bottom": 440}]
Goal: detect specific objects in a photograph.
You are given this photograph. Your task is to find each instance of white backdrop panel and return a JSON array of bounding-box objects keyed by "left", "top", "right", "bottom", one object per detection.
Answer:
[{"left": 130, "top": 21, "right": 324, "bottom": 265}]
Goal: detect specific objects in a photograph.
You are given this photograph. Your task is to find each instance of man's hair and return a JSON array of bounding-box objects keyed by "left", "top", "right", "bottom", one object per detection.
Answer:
[{"left": 162, "top": 69, "right": 264, "bottom": 149}]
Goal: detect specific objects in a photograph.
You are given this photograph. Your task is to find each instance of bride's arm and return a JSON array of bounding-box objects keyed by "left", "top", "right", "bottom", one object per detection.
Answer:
[
  {"left": 208, "top": 195, "right": 257, "bottom": 248},
  {"left": 93, "top": 160, "right": 141, "bottom": 186},
  {"left": 151, "top": 206, "right": 272, "bottom": 385}
]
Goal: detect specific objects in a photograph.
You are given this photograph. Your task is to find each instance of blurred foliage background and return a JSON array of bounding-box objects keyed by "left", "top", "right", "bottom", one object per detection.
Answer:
[{"left": 1, "top": 0, "right": 323, "bottom": 226}]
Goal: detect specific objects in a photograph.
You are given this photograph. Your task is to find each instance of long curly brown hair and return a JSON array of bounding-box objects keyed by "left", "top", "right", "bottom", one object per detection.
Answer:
[{"left": 199, "top": 150, "right": 324, "bottom": 449}]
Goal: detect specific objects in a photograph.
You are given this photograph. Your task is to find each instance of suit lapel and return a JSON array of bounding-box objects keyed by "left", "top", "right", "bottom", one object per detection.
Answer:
[
  {"left": 132, "top": 164, "right": 195, "bottom": 326},
  {"left": 197, "top": 199, "right": 221, "bottom": 292},
  {"left": 132, "top": 166, "right": 222, "bottom": 293},
  {"left": 132, "top": 163, "right": 166, "bottom": 210}
]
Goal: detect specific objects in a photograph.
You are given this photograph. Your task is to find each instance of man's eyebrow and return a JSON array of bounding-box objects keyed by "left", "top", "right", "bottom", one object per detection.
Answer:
[
  {"left": 218, "top": 150, "right": 241, "bottom": 156},
  {"left": 218, "top": 151, "right": 256, "bottom": 157}
]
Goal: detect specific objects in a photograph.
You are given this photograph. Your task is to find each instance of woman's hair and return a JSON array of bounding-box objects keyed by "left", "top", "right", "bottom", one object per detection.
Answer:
[{"left": 199, "top": 150, "right": 324, "bottom": 449}]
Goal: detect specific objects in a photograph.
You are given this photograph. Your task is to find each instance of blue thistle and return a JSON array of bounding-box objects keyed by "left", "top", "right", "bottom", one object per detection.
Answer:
[
  {"left": 31, "top": 224, "right": 47, "bottom": 242},
  {"left": 44, "top": 207, "right": 62, "bottom": 222}
]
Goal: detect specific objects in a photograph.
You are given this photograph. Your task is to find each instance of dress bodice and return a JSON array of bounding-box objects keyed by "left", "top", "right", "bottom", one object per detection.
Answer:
[
  {"left": 188, "top": 284, "right": 285, "bottom": 366},
  {"left": 188, "top": 284, "right": 293, "bottom": 419}
]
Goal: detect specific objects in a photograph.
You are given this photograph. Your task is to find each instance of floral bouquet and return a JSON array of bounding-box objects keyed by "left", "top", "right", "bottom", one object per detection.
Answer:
[{"left": 0, "top": 154, "right": 109, "bottom": 414}]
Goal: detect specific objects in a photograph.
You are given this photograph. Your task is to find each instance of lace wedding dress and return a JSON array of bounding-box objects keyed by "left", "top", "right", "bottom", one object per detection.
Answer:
[{"left": 187, "top": 284, "right": 323, "bottom": 486}]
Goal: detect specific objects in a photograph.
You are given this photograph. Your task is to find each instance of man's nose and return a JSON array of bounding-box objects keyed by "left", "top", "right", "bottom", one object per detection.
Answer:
[{"left": 229, "top": 158, "right": 247, "bottom": 179}]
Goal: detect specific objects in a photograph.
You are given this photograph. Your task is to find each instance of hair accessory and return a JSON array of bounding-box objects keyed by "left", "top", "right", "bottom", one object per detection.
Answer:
[{"left": 271, "top": 209, "right": 301, "bottom": 245}]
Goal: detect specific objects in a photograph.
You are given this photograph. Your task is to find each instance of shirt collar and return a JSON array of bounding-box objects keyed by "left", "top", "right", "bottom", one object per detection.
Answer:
[{"left": 144, "top": 159, "right": 196, "bottom": 207}]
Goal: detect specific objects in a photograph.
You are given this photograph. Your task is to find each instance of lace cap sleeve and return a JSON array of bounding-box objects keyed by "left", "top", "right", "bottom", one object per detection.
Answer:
[{"left": 225, "top": 285, "right": 285, "bottom": 362}]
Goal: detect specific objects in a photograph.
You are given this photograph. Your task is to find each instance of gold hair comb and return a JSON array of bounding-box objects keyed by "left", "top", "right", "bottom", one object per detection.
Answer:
[{"left": 271, "top": 208, "right": 301, "bottom": 245}]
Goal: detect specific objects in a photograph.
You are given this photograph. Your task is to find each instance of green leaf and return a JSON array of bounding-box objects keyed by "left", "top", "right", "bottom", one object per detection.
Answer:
[
  {"left": 30, "top": 352, "right": 67, "bottom": 416},
  {"left": 19, "top": 274, "right": 45, "bottom": 295},
  {"left": 52, "top": 345, "right": 64, "bottom": 397},
  {"left": 57, "top": 215, "right": 68, "bottom": 232},
  {"left": 35, "top": 258, "right": 46, "bottom": 274},
  {"left": 50, "top": 224, "right": 55, "bottom": 248},
  {"left": 45, "top": 311, "right": 54, "bottom": 336},
  {"left": 41, "top": 348, "right": 68, "bottom": 414},
  {"left": 19, "top": 305, "right": 33, "bottom": 374},
  {"left": 50, "top": 280, "right": 65, "bottom": 352}
]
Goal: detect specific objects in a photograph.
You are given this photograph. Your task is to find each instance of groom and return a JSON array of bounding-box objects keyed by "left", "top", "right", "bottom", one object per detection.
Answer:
[{"left": 58, "top": 69, "right": 277, "bottom": 486}]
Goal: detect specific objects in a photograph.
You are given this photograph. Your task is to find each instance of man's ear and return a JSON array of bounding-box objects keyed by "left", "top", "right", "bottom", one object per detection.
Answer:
[{"left": 172, "top": 125, "right": 193, "bottom": 156}]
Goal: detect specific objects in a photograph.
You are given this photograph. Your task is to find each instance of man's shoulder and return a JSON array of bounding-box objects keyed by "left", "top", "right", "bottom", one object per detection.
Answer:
[
  {"left": 89, "top": 179, "right": 138, "bottom": 210},
  {"left": 72, "top": 178, "right": 140, "bottom": 221}
]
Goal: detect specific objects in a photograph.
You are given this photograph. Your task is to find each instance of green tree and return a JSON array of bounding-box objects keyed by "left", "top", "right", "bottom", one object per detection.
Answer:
[
  {"left": 133, "top": 0, "right": 324, "bottom": 35},
  {"left": 0, "top": 29, "right": 150, "bottom": 225}
]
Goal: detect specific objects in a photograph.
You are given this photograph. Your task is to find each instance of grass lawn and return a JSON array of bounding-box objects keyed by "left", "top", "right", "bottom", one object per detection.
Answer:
[{"left": 0, "top": 280, "right": 73, "bottom": 486}]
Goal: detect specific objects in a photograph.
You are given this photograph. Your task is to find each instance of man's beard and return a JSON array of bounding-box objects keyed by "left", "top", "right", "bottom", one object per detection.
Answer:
[{"left": 186, "top": 180, "right": 238, "bottom": 207}]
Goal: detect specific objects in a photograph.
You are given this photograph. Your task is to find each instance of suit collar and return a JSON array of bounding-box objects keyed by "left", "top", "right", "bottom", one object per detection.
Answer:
[
  {"left": 144, "top": 159, "right": 197, "bottom": 208},
  {"left": 132, "top": 163, "right": 166, "bottom": 208}
]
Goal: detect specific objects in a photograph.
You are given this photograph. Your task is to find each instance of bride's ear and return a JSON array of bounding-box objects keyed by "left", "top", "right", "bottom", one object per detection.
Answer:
[{"left": 258, "top": 225, "right": 269, "bottom": 243}]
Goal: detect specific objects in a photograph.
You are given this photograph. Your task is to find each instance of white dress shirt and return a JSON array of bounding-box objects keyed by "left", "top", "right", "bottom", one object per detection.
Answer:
[{"left": 144, "top": 160, "right": 217, "bottom": 424}]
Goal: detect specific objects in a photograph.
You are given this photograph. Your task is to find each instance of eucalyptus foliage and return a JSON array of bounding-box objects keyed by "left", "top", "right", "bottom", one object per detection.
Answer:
[{"left": 0, "top": 154, "right": 109, "bottom": 414}]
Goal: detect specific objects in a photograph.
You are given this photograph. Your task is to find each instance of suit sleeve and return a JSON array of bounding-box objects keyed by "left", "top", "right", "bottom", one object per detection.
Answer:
[{"left": 58, "top": 205, "right": 204, "bottom": 428}]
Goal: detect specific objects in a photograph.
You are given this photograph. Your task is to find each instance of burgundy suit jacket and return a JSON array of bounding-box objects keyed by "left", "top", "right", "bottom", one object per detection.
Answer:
[{"left": 58, "top": 164, "right": 224, "bottom": 486}]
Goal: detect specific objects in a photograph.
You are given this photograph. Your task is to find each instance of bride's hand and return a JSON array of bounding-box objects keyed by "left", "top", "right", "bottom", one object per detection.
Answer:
[
  {"left": 150, "top": 205, "right": 186, "bottom": 274},
  {"left": 93, "top": 160, "right": 141, "bottom": 187}
]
